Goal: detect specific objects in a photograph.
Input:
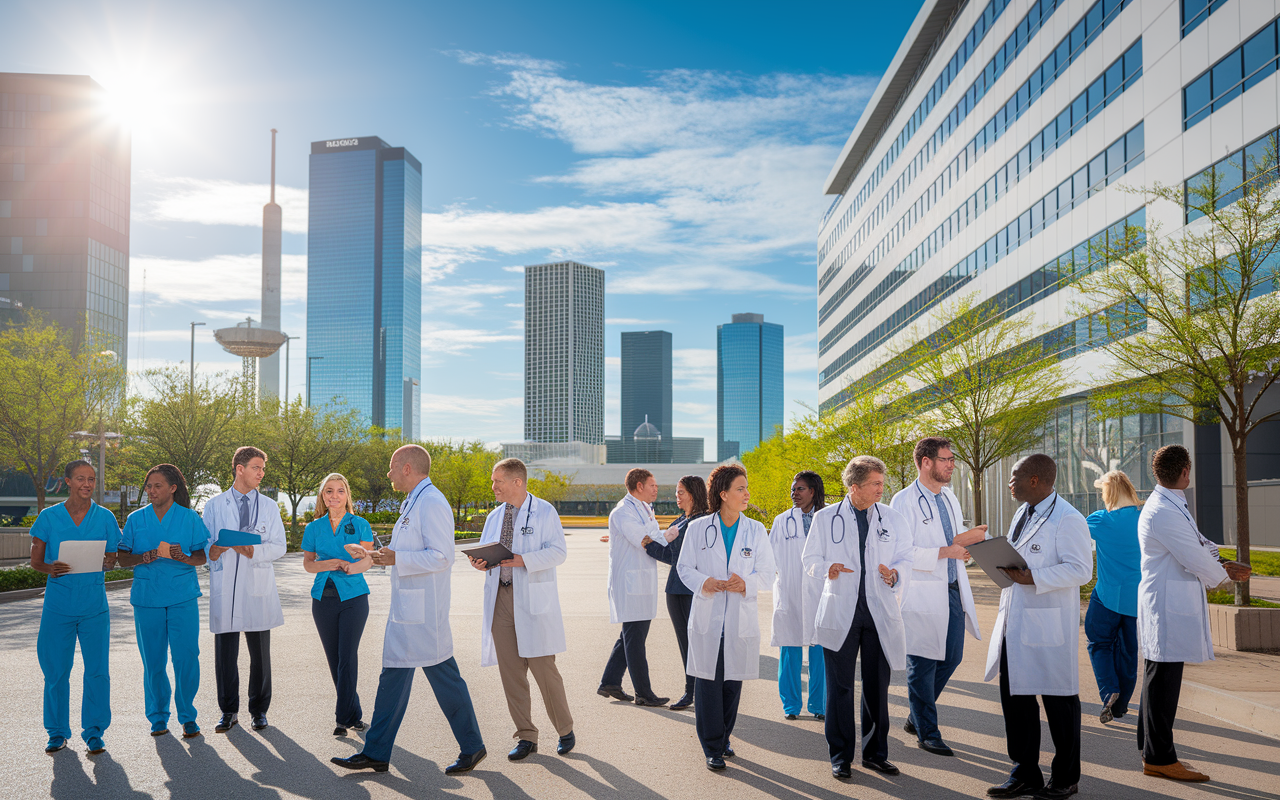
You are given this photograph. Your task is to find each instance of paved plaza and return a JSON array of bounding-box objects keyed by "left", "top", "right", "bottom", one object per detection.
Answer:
[{"left": 1, "top": 531, "right": 1276, "bottom": 800}]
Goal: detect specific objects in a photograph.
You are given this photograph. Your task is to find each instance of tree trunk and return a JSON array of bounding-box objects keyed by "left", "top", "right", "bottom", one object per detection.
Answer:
[
  {"left": 1233, "top": 444, "right": 1251, "bottom": 606},
  {"left": 35, "top": 482, "right": 46, "bottom": 513},
  {"left": 972, "top": 467, "right": 985, "bottom": 527}
]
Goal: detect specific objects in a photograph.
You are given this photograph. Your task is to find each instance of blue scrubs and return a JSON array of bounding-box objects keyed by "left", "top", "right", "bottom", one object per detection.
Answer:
[
  {"left": 122, "top": 503, "right": 209, "bottom": 729},
  {"left": 32, "top": 502, "right": 120, "bottom": 745},
  {"left": 302, "top": 514, "right": 373, "bottom": 725}
]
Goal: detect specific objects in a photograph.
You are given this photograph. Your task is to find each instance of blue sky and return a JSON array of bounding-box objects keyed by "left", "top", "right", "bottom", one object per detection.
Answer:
[{"left": 8, "top": 0, "right": 922, "bottom": 457}]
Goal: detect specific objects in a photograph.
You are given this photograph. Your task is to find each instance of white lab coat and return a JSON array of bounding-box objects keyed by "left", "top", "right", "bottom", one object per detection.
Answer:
[
  {"left": 889, "top": 481, "right": 981, "bottom": 660},
  {"left": 380, "top": 478, "right": 458, "bottom": 669},
  {"left": 802, "top": 499, "right": 913, "bottom": 669},
  {"left": 476, "top": 492, "right": 568, "bottom": 667},
  {"left": 1137, "top": 485, "right": 1228, "bottom": 664},
  {"left": 203, "top": 488, "right": 287, "bottom": 634},
  {"left": 607, "top": 494, "right": 661, "bottom": 624},
  {"left": 768, "top": 507, "right": 822, "bottom": 648},
  {"left": 676, "top": 513, "right": 776, "bottom": 681},
  {"left": 982, "top": 492, "right": 1093, "bottom": 696}
]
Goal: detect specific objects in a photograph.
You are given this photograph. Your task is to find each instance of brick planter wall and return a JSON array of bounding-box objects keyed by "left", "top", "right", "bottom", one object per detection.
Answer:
[{"left": 1209, "top": 604, "right": 1280, "bottom": 651}]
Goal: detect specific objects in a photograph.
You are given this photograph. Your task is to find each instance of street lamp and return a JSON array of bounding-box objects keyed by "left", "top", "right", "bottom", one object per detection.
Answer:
[
  {"left": 283, "top": 335, "right": 300, "bottom": 408},
  {"left": 307, "top": 356, "right": 324, "bottom": 407},
  {"left": 189, "top": 321, "right": 206, "bottom": 394}
]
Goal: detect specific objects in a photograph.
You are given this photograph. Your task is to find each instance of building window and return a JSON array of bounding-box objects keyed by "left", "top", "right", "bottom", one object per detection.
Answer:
[
  {"left": 1184, "top": 16, "right": 1280, "bottom": 129},
  {"left": 1181, "top": 0, "right": 1226, "bottom": 38}
]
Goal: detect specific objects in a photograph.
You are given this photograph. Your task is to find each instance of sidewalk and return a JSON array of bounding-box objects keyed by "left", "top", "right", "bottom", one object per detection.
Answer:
[{"left": 966, "top": 566, "right": 1280, "bottom": 740}]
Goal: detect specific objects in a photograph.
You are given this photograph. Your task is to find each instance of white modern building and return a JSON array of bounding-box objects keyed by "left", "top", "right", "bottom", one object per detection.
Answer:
[{"left": 818, "top": 0, "right": 1280, "bottom": 542}]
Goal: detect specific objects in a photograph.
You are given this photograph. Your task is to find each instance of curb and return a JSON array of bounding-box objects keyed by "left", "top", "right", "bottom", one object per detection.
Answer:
[
  {"left": 1180, "top": 680, "right": 1280, "bottom": 740},
  {"left": 0, "top": 578, "right": 132, "bottom": 605}
]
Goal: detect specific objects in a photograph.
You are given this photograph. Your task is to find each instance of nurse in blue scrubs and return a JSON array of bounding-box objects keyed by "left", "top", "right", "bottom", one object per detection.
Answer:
[
  {"left": 302, "top": 472, "right": 373, "bottom": 736},
  {"left": 117, "top": 464, "right": 209, "bottom": 739},
  {"left": 30, "top": 460, "right": 120, "bottom": 755}
]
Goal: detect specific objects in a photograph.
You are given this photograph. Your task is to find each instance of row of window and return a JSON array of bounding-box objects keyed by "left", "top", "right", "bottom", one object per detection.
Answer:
[
  {"left": 1184, "top": 13, "right": 1280, "bottom": 129},
  {"left": 1185, "top": 125, "right": 1280, "bottom": 221},
  {"left": 820, "top": 38, "right": 1141, "bottom": 329},
  {"left": 819, "top": 124, "right": 1145, "bottom": 387},
  {"left": 1182, "top": 0, "right": 1227, "bottom": 38},
  {"left": 820, "top": 0, "right": 1133, "bottom": 297}
]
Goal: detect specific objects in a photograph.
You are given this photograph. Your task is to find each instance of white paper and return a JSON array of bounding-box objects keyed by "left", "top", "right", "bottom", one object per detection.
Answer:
[{"left": 58, "top": 539, "right": 107, "bottom": 574}]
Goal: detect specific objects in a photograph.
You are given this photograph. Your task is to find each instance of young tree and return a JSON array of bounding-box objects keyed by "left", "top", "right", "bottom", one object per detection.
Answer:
[
  {"left": 741, "top": 425, "right": 824, "bottom": 522},
  {"left": 0, "top": 314, "right": 121, "bottom": 510},
  {"left": 527, "top": 470, "right": 576, "bottom": 507},
  {"left": 426, "top": 440, "right": 501, "bottom": 522},
  {"left": 796, "top": 379, "right": 920, "bottom": 500},
  {"left": 1077, "top": 151, "right": 1280, "bottom": 606},
  {"left": 895, "top": 293, "right": 1072, "bottom": 525},
  {"left": 255, "top": 398, "right": 364, "bottom": 535},
  {"left": 344, "top": 427, "right": 403, "bottom": 513}
]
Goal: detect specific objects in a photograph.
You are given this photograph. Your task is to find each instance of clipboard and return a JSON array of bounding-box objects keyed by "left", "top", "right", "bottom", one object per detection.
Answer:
[
  {"left": 57, "top": 539, "right": 107, "bottom": 574},
  {"left": 217, "top": 529, "right": 262, "bottom": 547},
  {"left": 461, "top": 542, "right": 513, "bottom": 569},
  {"left": 967, "top": 537, "right": 1029, "bottom": 589}
]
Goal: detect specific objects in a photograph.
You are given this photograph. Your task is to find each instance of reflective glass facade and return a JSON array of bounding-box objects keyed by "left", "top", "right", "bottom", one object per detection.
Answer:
[
  {"left": 307, "top": 137, "right": 421, "bottom": 437},
  {"left": 524, "top": 261, "right": 604, "bottom": 444},
  {"left": 620, "top": 330, "right": 672, "bottom": 442},
  {"left": 717, "top": 314, "right": 783, "bottom": 460}
]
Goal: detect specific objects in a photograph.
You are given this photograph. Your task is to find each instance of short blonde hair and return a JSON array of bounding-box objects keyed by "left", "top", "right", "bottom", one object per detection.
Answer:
[
  {"left": 316, "top": 472, "right": 356, "bottom": 518},
  {"left": 1094, "top": 470, "right": 1140, "bottom": 511}
]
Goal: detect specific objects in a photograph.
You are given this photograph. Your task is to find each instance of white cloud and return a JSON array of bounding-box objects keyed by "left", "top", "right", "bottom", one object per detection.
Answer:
[
  {"left": 674, "top": 347, "right": 716, "bottom": 392},
  {"left": 421, "top": 392, "right": 522, "bottom": 419},
  {"left": 421, "top": 323, "right": 522, "bottom": 358},
  {"left": 785, "top": 331, "right": 818, "bottom": 374},
  {"left": 130, "top": 253, "right": 306, "bottom": 306},
  {"left": 606, "top": 318, "right": 671, "bottom": 326},
  {"left": 135, "top": 173, "right": 309, "bottom": 234}
]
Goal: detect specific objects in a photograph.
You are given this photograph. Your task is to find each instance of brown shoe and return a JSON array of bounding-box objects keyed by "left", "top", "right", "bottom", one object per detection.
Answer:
[{"left": 1142, "top": 761, "right": 1209, "bottom": 782}]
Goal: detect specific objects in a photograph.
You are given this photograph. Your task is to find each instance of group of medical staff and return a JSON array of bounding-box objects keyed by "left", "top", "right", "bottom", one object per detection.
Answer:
[{"left": 30, "top": 433, "right": 1250, "bottom": 794}]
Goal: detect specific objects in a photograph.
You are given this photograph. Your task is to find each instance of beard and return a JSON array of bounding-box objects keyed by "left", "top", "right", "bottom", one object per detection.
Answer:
[{"left": 929, "top": 466, "right": 950, "bottom": 485}]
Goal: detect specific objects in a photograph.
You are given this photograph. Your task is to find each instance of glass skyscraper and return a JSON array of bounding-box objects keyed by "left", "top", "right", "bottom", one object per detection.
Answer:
[
  {"left": 717, "top": 313, "right": 783, "bottom": 460},
  {"left": 524, "top": 261, "right": 604, "bottom": 444},
  {"left": 621, "top": 330, "right": 672, "bottom": 443},
  {"left": 307, "top": 136, "right": 421, "bottom": 438}
]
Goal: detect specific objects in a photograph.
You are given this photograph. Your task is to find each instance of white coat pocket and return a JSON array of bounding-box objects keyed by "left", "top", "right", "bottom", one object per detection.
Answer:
[
  {"left": 394, "top": 588, "right": 426, "bottom": 625},
  {"left": 738, "top": 598, "right": 759, "bottom": 639},
  {"left": 625, "top": 568, "right": 654, "bottom": 596},
  {"left": 1168, "top": 579, "right": 1206, "bottom": 616},
  {"left": 691, "top": 593, "right": 714, "bottom": 635},
  {"left": 250, "top": 562, "right": 273, "bottom": 597},
  {"left": 528, "top": 581, "right": 557, "bottom": 616},
  {"left": 1020, "top": 606, "right": 1064, "bottom": 647},
  {"left": 816, "top": 590, "right": 843, "bottom": 630}
]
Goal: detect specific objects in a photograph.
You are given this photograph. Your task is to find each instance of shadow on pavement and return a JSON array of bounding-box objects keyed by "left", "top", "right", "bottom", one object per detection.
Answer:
[
  {"left": 227, "top": 725, "right": 375, "bottom": 800},
  {"left": 155, "top": 733, "right": 282, "bottom": 799},
  {"left": 52, "top": 750, "right": 152, "bottom": 800}
]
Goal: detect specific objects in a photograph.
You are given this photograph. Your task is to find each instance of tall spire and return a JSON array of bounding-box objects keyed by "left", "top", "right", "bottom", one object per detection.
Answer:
[{"left": 270, "top": 128, "right": 277, "bottom": 204}]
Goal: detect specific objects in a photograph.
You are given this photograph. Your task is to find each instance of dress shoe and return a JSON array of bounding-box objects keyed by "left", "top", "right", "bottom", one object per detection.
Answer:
[
  {"left": 814, "top": 713, "right": 825, "bottom": 720},
  {"left": 833, "top": 762, "right": 852, "bottom": 779},
  {"left": 597, "top": 685, "right": 634, "bottom": 702},
  {"left": 333, "top": 726, "right": 348, "bottom": 737},
  {"left": 215, "top": 713, "right": 238, "bottom": 733},
  {"left": 251, "top": 714, "right": 268, "bottom": 731},
  {"left": 556, "top": 732, "right": 575, "bottom": 755},
  {"left": 1142, "top": 760, "right": 1209, "bottom": 782},
  {"left": 182, "top": 722, "right": 202, "bottom": 739},
  {"left": 903, "top": 719, "right": 917, "bottom": 735},
  {"left": 350, "top": 720, "right": 366, "bottom": 731},
  {"left": 862, "top": 758, "right": 899, "bottom": 776},
  {"left": 723, "top": 745, "right": 735, "bottom": 758},
  {"left": 45, "top": 737, "right": 66, "bottom": 754},
  {"left": 671, "top": 693, "right": 694, "bottom": 710},
  {"left": 86, "top": 737, "right": 106, "bottom": 755},
  {"left": 706, "top": 755, "right": 726, "bottom": 771},
  {"left": 508, "top": 740, "right": 536, "bottom": 760},
  {"left": 918, "top": 738, "right": 954, "bottom": 756},
  {"left": 1035, "top": 784, "right": 1078, "bottom": 799},
  {"left": 785, "top": 713, "right": 799, "bottom": 720},
  {"left": 1100, "top": 692, "right": 1119, "bottom": 724},
  {"left": 635, "top": 693, "right": 670, "bottom": 707},
  {"left": 331, "top": 753, "right": 389, "bottom": 773},
  {"left": 987, "top": 777, "right": 1043, "bottom": 797},
  {"left": 445, "top": 748, "right": 487, "bottom": 774}
]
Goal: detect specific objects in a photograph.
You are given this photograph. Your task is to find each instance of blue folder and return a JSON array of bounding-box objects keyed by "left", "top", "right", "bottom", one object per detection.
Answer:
[{"left": 217, "top": 529, "right": 263, "bottom": 547}]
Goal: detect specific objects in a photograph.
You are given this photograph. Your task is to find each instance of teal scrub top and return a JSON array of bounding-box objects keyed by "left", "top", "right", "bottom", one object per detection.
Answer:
[
  {"left": 301, "top": 513, "right": 373, "bottom": 601},
  {"left": 122, "top": 503, "right": 209, "bottom": 608},
  {"left": 722, "top": 516, "right": 740, "bottom": 564},
  {"left": 1086, "top": 505, "right": 1141, "bottom": 617},
  {"left": 31, "top": 502, "right": 121, "bottom": 618}
]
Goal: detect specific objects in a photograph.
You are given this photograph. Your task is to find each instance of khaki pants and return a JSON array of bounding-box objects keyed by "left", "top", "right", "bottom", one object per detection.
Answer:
[{"left": 493, "top": 583, "right": 574, "bottom": 742}]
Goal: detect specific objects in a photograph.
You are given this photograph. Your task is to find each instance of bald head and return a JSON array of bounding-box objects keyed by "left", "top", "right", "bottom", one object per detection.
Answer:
[
  {"left": 1009, "top": 454, "right": 1057, "bottom": 506},
  {"left": 392, "top": 444, "right": 432, "bottom": 477}
]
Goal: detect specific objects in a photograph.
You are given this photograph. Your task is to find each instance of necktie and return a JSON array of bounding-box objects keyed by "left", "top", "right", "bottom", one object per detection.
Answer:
[
  {"left": 239, "top": 494, "right": 253, "bottom": 531},
  {"left": 936, "top": 494, "right": 956, "bottom": 582},
  {"left": 499, "top": 503, "right": 516, "bottom": 585},
  {"left": 1011, "top": 502, "right": 1037, "bottom": 543}
]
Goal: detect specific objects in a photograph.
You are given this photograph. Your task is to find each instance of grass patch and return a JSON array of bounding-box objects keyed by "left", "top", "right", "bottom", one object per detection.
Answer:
[
  {"left": 1217, "top": 549, "right": 1280, "bottom": 577},
  {"left": 1207, "top": 589, "right": 1280, "bottom": 608},
  {"left": 0, "top": 566, "right": 133, "bottom": 593}
]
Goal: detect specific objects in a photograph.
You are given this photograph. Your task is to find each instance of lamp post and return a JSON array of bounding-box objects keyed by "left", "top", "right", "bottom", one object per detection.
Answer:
[
  {"left": 283, "top": 335, "right": 299, "bottom": 408},
  {"left": 307, "top": 356, "right": 324, "bottom": 407},
  {"left": 189, "top": 321, "right": 206, "bottom": 394}
]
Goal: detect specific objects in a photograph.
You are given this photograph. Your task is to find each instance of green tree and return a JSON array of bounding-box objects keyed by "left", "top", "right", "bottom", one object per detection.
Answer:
[
  {"left": 797, "top": 379, "right": 920, "bottom": 499},
  {"left": 528, "top": 470, "right": 576, "bottom": 507},
  {"left": 741, "top": 426, "right": 822, "bottom": 522},
  {"left": 344, "top": 427, "right": 403, "bottom": 512},
  {"left": 426, "top": 440, "right": 501, "bottom": 521},
  {"left": 1077, "top": 153, "right": 1280, "bottom": 605},
  {"left": 0, "top": 314, "right": 121, "bottom": 510}
]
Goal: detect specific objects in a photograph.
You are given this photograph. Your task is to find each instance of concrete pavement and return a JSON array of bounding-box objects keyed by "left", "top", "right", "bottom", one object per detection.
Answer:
[{"left": 1, "top": 531, "right": 1276, "bottom": 800}]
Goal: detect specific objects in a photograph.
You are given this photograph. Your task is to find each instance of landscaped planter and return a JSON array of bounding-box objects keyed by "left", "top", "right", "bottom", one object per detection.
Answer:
[{"left": 1208, "top": 604, "right": 1280, "bottom": 651}]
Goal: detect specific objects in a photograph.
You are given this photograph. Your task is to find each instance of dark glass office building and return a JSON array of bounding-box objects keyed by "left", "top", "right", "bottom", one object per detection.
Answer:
[
  {"left": 717, "top": 313, "right": 783, "bottom": 460},
  {"left": 307, "top": 137, "right": 421, "bottom": 437},
  {"left": 621, "top": 330, "right": 672, "bottom": 443},
  {"left": 0, "top": 73, "right": 130, "bottom": 363}
]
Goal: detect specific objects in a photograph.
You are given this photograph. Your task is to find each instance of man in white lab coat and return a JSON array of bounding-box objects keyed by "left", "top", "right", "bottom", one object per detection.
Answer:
[
  {"left": 468, "top": 458, "right": 574, "bottom": 762},
  {"left": 803, "top": 456, "right": 913, "bottom": 781},
  {"left": 1136, "top": 445, "right": 1249, "bottom": 782},
  {"left": 984, "top": 455, "right": 1092, "bottom": 800},
  {"left": 599, "top": 468, "right": 670, "bottom": 706},
  {"left": 203, "top": 446, "right": 287, "bottom": 734},
  {"left": 331, "top": 445, "right": 486, "bottom": 775},
  {"left": 890, "top": 436, "right": 986, "bottom": 757}
]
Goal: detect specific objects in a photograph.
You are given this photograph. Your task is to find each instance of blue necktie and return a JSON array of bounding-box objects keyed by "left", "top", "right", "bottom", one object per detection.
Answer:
[
  {"left": 936, "top": 493, "right": 956, "bottom": 583},
  {"left": 239, "top": 495, "right": 253, "bottom": 531}
]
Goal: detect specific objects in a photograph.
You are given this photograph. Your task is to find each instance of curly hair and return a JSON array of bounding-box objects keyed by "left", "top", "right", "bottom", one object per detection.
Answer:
[{"left": 707, "top": 463, "right": 747, "bottom": 513}]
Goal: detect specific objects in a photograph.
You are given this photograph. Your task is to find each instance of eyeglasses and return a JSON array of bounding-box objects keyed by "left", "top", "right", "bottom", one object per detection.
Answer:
[{"left": 931, "top": 456, "right": 957, "bottom": 464}]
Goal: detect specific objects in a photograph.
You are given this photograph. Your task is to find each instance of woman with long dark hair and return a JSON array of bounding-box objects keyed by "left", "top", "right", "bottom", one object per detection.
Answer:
[
  {"left": 769, "top": 470, "right": 827, "bottom": 720},
  {"left": 118, "top": 464, "right": 209, "bottom": 738},
  {"left": 642, "top": 475, "right": 709, "bottom": 711}
]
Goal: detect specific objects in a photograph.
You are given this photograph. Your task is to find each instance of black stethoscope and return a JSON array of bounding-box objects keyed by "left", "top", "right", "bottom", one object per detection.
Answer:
[
  {"left": 1014, "top": 495, "right": 1057, "bottom": 544},
  {"left": 782, "top": 508, "right": 813, "bottom": 540},
  {"left": 699, "top": 515, "right": 754, "bottom": 552},
  {"left": 398, "top": 479, "right": 433, "bottom": 520},
  {"left": 915, "top": 481, "right": 938, "bottom": 525},
  {"left": 830, "top": 498, "right": 889, "bottom": 545},
  {"left": 1159, "top": 487, "right": 1214, "bottom": 547},
  {"left": 514, "top": 499, "right": 535, "bottom": 535}
]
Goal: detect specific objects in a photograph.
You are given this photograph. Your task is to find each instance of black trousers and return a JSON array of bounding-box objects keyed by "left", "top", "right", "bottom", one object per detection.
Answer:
[
  {"left": 999, "top": 641, "right": 1081, "bottom": 788},
  {"left": 600, "top": 619, "right": 654, "bottom": 697},
  {"left": 694, "top": 638, "right": 742, "bottom": 758},
  {"left": 312, "top": 586, "right": 369, "bottom": 726},
  {"left": 215, "top": 630, "right": 272, "bottom": 716},
  {"left": 823, "top": 602, "right": 890, "bottom": 765},
  {"left": 666, "top": 593, "right": 695, "bottom": 696},
  {"left": 1136, "top": 660, "right": 1183, "bottom": 766}
]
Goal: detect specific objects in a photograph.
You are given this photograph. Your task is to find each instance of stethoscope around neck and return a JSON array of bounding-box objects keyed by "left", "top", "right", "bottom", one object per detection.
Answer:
[
  {"left": 915, "top": 481, "right": 937, "bottom": 525},
  {"left": 831, "top": 498, "right": 887, "bottom": 545},
  {"left": 783, "top": 507, "right": 812, "bottom": 540},
  {"left": 699, "top": 514, "right": 751, "bottom": 551}
]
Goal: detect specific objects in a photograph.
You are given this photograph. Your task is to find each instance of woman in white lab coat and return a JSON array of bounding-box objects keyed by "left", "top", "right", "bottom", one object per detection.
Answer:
[
  {"left": 676, "top": 463, "right": 775, "bottom": 772},
  {"left": 768, "top": 471, "right": 826, "bottom": 721}
]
